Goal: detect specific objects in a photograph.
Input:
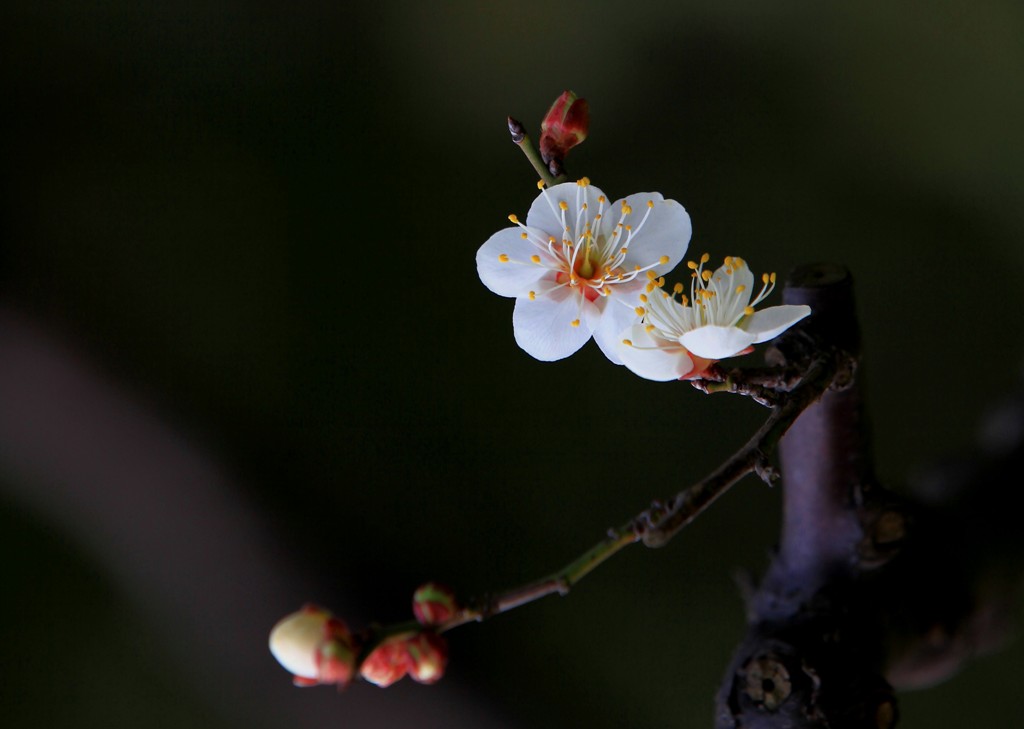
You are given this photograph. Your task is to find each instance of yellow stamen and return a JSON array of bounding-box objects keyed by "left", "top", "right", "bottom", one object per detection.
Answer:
[
  {"left": 536, "top": 179, "right": 546, "bottom": 190},
  {"left": 634, "top": 306, "right": 646, "bottom": 316},
  {"left": 559, "top": 201, "right": 569, "bottom": 211},
  {"left": 673, "top": 282, "right": 684, "bottom": 294},
  {"left": 498, "top": 254, "right": 509, "bottom": 263},
  {"left": 659, "top": 255, "right": 670, "bottom": 265},
  {"left": 530, "top": 255, "right": 541, "bottom": 264},
  {"left": 571, "top": 319, "right": 581, "bottom": 327},
  {"left": 744, "top": 306, "right": 755, "bottom": 316},
  {"left": 528, "top": 291, "right": 536, "bottom": 301},
  {"left": 646, "top": 270, "right": 657, "bottom": 280},
  {"left": 701, "top": 270, "right": 712, "bottom": 281},
  {"left": 622, "top": 338, "right": 633, "bottom": 346},
  {"left": 736, "top": 285, "right": 746, "bottom": 293},
  {"left": 508, "top": 214, "right": 519, "bottom": 224},
  {"left": 520, "top": 232, "right": 528, "bottom": 239},
  {"left": 700, "top": 253, "right": 710, "bottom": 263},
  {"left": 622, "top": 203, "right": 633, "bottom": 215},
  {"left": 687, "top": 261, "right": 699, "bottom": 270},
  {"left": 639, "top": 294, "right": 648, "bottom": 303},
  {"left": 647, "top": 200, "right": 654, "bottom": 208}
]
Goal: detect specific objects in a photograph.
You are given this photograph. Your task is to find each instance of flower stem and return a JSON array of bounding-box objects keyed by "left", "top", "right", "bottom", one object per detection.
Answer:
[{"left": 507, "top": 116, "right": 559, "bottom": 187}]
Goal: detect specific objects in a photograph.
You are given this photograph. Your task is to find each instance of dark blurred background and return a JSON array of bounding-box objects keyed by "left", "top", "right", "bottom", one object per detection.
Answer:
[{"left": 2, "top": 1, "right": 1022, "bottom": 727}]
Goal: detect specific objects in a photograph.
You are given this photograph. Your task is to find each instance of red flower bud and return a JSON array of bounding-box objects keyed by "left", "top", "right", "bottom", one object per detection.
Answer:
[
  {"left": 412, "top": 582, "right": 458, "bottom": 626},
  {"left": 539, "top": 90, "right": 590, "bottom": 166},
  {"left": 359, "top": 638, "right": 412, "bottom": 688},
  {"left": 406, "top": 631, "right": 449, "bottom": 685},
  {"left": 269, "top": 604, "right": 357, "bottom": 688}
]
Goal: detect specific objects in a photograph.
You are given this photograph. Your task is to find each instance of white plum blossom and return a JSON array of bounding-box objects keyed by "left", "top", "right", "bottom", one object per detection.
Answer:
[
  {"left": 617, "top": 254, "right": 811, "bottom": 381},
  {"left": 476, "top": 179, "right": 691, "bottom": 362}
]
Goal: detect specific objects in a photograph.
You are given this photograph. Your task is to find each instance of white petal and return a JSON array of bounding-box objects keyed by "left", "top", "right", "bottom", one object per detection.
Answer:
[
  {"left": 525, "top": 181, "right": 608, "bottom": 243},
  {"left": 743, "top": 305, "right": 812, "bottom": 343},
  {"left": 616, "top": 194, "right": 691, "bottom": 275},
  {"left": 591, "top": 296, "right": 642, "bottom": 365},
  {"left": 477, "top": 227, "right": 551, "bottom": 297},
  {"left": 512, "top": 287, "right": 594, "bottom": 361},
  {"left": 617, "top": 325, "right": 695, "bottom": 381},
  {"left": 680, "top": 325, "right": 757, "bottom": 360}
]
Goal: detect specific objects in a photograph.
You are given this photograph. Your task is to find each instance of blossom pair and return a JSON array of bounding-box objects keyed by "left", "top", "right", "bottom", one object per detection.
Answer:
[{"left": 476, "top": 181, "right": 810, "bottom": 380}]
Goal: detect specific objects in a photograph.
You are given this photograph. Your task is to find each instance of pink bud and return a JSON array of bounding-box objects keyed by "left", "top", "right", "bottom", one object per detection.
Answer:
[
  {"left": 359, "top": 638, "right": 412, "bottom": 688},
  {"left": 269, "top": 604, "right": 357, "bottom": 688},
  {"left": 405, "top": 631, "right": 449, "bottom": 685},
  {"left": 539, "top": 90, "right": 590, "bottom": 166},
  {"left": 412, "top": 582, "right": 458, "bottom": 626}
]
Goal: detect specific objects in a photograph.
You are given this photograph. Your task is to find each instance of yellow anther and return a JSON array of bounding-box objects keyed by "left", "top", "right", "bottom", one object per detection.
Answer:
[
  {"left": 595, "top": 214, "right": 602, "bottom": 220},
  {"left": 657, "top": 277, "right": 666, "bottom": 287},
  {"left": 687, "top": 261, "right": 699, "bottom": 270},
  {"left": 634, "top": 306, "right": 646, "bottom": 316},
  {"left": 662, "top": 291, "right": 670, "bottom": 298},
  {"left": 645, "top": 324, "right": 656, "bottom": 333},
  {"left": 639, "top": 294, "right": 648, "bottom": 303},
  {"left": 571, "top": 319, "right": 581, "bottom": 328},
  {"left": 701, "top": 270, "right": 712, "bottom": 281},
  {"left": 498, "top": 254, "right": 510, "bottom": 263},
  {"left": 528, "top": 291, "right": 536, "bottom": 300},
  {"left": 700, "top": 253, "right": 710, "bottom": 263},
  {"left": 598, "top": 195, "right": 606, "bottom": 204},
  {"left": 622, "top": 339, "right": 633, "bottom": 346},
  {"left": 681, "top": 295, "right": 689, "bottom": 305},
  {"left": 645, "top": 282, "right": 656, "bottom": 293},
  {"left": 578, "top": 177, "right": 590, "bottom": 186},
  {"left": 622, "top": 203, "right": 633, "bottom": 215},
  {"left": 582, "top": 203, "right": 588, "bottom": 210},
  {"left": 508, "top": 214, "right": 519, "bottom": 224},
  {"left": 520, "top": 232, "right": 528, "bottom": 239},
  {"left": 744, "top": 306, "right": 755, "bottom": 316},
  {"left": 646, "top": 270, "right": 657, "bottom": 280},
  {"left": 673, "top": 282, "right": 684, "bottom": 294},
  {"left": 724, "top": 256, "right": 733, "bottom": 266},
  {"left": 736, "top": 285, "right": 746, "bottom": 293},
  {"left": 559, "top": 201, "right": 569, "bottom": 211},
  {"left": 620, "top": 247, "right": 628, "bottom": 255},
  {"left": 625, "top": 225, "right": 632, "bottom": 231},
  {"left": 549, "top": 236, "right": 556, "bottom": 244},
  {"left": 659, "top": 255, "right": 670, "bottom": 265},
  {"left": 770, "top": 272, "right": 777, "bottom": 284},
  {"left": 647, "top": 200, "right": 654, "bottom": 208},
  {"left": 537, "top": 179, "right": 546, "bottom": 190},
  {"left": 762, "top": 273, "right": 770, "bottom": 284},
  {"left": 530, "top": 254, "right": 541, "bottom": 264}
]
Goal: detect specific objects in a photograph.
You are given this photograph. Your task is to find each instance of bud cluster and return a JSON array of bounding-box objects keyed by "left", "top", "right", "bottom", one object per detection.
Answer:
[{"left": 269, "top": 583, "right": 460, "bottom": 689}]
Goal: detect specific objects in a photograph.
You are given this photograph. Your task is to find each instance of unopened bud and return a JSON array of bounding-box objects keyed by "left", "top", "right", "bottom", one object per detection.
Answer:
[
  {"left": 412, "top": 582, "right": 458, "bottom": 626},
  {"left": 269, "top": 604, "right": 357, "bottom": 688},
  {"left": 539, "top": 90, "right": 589, "bottom": 166},
  {"left": 406, "top": 631, "right": 448, "bottom": 684},
  {"left": 359, "top": 637, "right": 412, "bottom": 688}
]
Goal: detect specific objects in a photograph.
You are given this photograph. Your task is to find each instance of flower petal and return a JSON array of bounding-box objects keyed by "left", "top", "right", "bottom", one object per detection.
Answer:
[
  {"left": 591, "top": 296, "right": 642, "bottom": 365},
  {"left": 525, "top": 181, "right": 608, "bottom": 244},
  {"left": 617, "top": 325, "right": 694, "bottom": 381},
  {"left": 680, "top": 325, "right": 757, "bottom": 360},
  {"left": 512, "top": 287, "right": 595, "bottom": 361},
  {"left": 616, "top": 193, "right": 691, "bottom": 275},
  {"left": 477, "top": 227, "right": 551, "bottom": 297},
  {"left": 743, "top": 304, "right": 812, "bottom": 343}
]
